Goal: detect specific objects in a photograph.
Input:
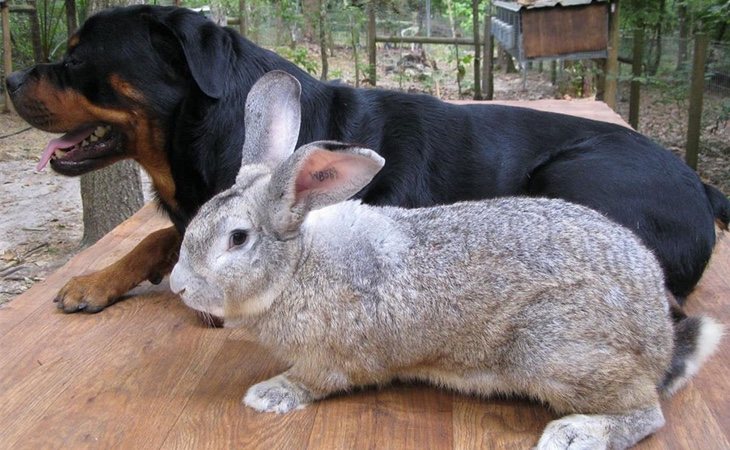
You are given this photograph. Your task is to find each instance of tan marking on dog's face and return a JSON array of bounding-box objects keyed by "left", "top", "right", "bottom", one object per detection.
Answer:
[
  {"left": 68, "top": 34, "right": 80, "bottom": 50},
  {"left": 15, "top": 71, "right": 178, "bottom": 211},
  {"left": 109, "top": 74, "right": 146, "bottom": 104},
  {"left": 16, "top": 74, "right": 132, "bottom": 132}
]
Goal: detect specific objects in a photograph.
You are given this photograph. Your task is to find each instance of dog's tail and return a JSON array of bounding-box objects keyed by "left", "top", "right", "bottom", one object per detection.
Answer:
[
  {"left": 705, "top": 183, "right": 730, "bottom": 231},
  {"left": 660, "top": 314, "right": 723, "bottom": 396}
]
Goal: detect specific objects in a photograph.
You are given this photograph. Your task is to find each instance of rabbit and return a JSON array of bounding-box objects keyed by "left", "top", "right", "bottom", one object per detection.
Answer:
[{"left": 169, "top": 71, "right": 723, "bottom": 450}]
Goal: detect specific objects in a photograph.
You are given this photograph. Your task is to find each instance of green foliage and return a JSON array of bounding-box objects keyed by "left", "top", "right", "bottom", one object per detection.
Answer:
[
  {"left": 456, "top": 52, "right": 472, "bottom": 81},
  {"left": 7, "top": 0, "right": 67, "bottom": 67},
  {"left": 622, "top": 0, "right": 730, "bottom": 39},
  {"left": 37, "top": 0, "right": 66, "bottom": 60},
  {"left": 8, "top": 14, "right": 38, "bottom": 68},
  {"left": 275, "top": 46, "right": 320, "bottom": 75}
]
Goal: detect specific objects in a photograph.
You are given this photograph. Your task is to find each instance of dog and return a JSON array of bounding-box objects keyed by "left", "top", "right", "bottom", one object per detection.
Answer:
[{"left": 6, "top": 5, "right": 729, "bottom": 313}]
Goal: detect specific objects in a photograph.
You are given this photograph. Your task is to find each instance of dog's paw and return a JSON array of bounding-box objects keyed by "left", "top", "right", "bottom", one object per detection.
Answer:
[
  {"left": 243, "top": 375, "right": 311, "bottom": 413},
  {"left": 54, "top": 272, "right": 120, "bottom": 313},
  {"left": 536, "top": 415, "right": 609, "bottom": 450}
]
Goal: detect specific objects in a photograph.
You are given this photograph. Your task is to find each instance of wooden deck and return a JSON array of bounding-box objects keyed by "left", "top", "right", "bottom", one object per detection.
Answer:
[{"left": 1, "top": 100, "right": 728, "bottom": 449}]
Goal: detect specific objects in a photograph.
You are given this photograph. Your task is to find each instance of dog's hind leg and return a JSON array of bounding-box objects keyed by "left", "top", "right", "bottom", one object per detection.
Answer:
[
  {"left": 535, "top": 405, "right": 665, "bottom": 450},
  {"left": 54, "top": 226, "right": 181, "bottom": 313}
]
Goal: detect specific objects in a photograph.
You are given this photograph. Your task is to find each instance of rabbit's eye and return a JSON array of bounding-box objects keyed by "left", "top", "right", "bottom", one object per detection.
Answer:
[{"left": 229, "top": 230, "right": 249, "bottom": 248}]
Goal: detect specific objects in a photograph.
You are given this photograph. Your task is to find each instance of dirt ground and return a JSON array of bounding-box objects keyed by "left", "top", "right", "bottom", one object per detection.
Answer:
[{"left": 1, "top": 48, "right": 728, "bottom": 306}]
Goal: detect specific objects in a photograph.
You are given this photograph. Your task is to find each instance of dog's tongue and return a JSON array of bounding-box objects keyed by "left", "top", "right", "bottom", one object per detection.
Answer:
[{"left": 36, "top": 126, "right": 96, "bottom": 171}]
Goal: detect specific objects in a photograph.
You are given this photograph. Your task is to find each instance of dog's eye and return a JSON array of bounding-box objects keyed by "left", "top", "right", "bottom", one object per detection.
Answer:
[{"left": 229, "top": 229, "right": 249, "bottom": 249}]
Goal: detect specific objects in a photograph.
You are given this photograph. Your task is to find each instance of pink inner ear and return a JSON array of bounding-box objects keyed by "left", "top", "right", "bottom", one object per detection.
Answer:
[
  {"left": 295, "top": 155, "right": 339, "bottom": 199},
  {"left": 293, "top": 150, "right": 361, "bottom": 203}
]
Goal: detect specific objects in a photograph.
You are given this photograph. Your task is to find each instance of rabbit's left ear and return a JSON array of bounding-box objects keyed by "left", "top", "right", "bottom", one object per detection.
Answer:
[
  {"left": 266, "top": 141, "right": 385, "bottom": 236},
  {"left": 238, "top": 71, "right": 302, "bottom": 183}
]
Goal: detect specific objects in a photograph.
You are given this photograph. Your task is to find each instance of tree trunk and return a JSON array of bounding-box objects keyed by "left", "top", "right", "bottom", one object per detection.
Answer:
[
  {"left": 351, "top": 12, "right": 360, "bottom": 87},
  {"left": 80, "top": 163, "right": 145, "bottom": 245},
  {"left": 26, "top": 0, "right": 44, "bottom": 62},
  {"left": 646, "top": 0, "right": 664, "bottom": 76},
  {"left": 367, "top": 2, "right": 376, "bottom": 86},
  {"left": 79, "top": 0, "right": 145, "bottom": 245},
  {"left": 301, "top": 0, "right": 318, "bottom": 41},
  {"left": 209, "top": 0, "right": 227, "bottom": 27},
  {"left": 238, "top": 0, "right": 247, "bottom": 37},
  {"left": 444, "top": 0, "right": 462, "bottom": 96},
  {"left": 2, "top": 0, "right": 13, "bottom": 113},
  {"left": 676, "top": 1, "right": 688, "bottom": 71},
  {"left": 318, "top": 0, "right": 328, "bottom": 81},
  {"left": 65, "top": 0, "right": 78, "bottom": 38}
]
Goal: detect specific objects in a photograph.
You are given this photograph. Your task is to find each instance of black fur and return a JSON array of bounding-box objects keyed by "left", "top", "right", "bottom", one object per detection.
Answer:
[{"left": 8, "top": 5, "right": 730, "bottom": 300}]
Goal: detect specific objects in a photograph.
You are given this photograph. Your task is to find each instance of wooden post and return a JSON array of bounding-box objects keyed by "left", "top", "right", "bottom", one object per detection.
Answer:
[
  {"left": 471, "top": 0, "right": 481, "bottom": 100},
  {"left": 1, "top": 0, "right": 14, "bottom": 114},
  {"left": 628, "top": 28, "right": 643, "bottom": 130},
  {"left": 685, "top": 33, "right": 709, "bottom": 171},
  {"left": 482, "top": 8, "right": 493, "bottom": 100},
  {"left": 367, "top": 2, "right": 376, "bottom": 86},
  {"left": 550, "top": 59, "right": 557, "bottom": 85},
  {"left": 604, "top": 0, "right": 620, "bottom": 109}
]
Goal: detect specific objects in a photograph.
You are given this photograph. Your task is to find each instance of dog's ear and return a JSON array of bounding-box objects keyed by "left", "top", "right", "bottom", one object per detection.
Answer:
[{"left": 146, "top": 11, "right": 228, "bottom": 99}]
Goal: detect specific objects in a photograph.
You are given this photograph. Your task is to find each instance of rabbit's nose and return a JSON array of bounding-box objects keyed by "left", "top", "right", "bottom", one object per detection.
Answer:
[{"left": 169, "top": 265, "right": 187, "bottom": 295}]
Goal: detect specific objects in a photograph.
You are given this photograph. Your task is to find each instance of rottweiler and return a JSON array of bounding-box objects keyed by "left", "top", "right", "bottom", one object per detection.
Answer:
[{"left": 6, "top": 5, "right": 729, "bottom": 313}]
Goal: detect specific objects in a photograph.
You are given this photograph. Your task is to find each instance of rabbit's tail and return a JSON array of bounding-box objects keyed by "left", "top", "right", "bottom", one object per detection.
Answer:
[{"left": 660, "top": 314, "right": 723, "bottom": 396}]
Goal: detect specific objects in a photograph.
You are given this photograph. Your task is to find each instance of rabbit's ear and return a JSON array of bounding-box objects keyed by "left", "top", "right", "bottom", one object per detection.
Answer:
[
  {"left": 238, "top": 71, "right": 302, "bottom": 182},
  {"left": 267, "top": 142, "right": 385, "bottom": 236}
]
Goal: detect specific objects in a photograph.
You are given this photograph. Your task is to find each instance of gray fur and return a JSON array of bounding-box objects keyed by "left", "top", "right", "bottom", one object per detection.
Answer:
[{"left": 170, "top": 71, "right": 722, "bottom": 450}]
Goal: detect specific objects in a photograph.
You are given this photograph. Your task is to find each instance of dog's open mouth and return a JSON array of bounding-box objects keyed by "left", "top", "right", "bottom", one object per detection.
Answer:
[{"left": 37, "top": 124, "right": 125, "bottom": 176}]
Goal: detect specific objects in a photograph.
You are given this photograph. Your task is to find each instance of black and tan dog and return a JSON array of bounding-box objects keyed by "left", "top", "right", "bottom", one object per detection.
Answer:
[{"left": 6, "top": 5, "right": 729, "bottom": 313}]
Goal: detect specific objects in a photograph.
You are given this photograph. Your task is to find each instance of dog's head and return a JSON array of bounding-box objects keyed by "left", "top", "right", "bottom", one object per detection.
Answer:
[{"left": 5, "top": 6, "right": 230, "bottom": 194}]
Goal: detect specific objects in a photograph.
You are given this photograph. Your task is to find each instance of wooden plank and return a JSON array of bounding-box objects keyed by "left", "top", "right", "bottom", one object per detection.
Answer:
[
  {"left": 309, "top": 383, "right": 454, "bottom": 449},
  {"left": 0, "top": 204, "right": 168, "bottom": 337},
  {"left": 3, "top": 291, "right": 229, "bottom": 449},
  {"left": 453, "top": 397, "right": 554, "bottom": 450},
  {"left": 449, "top": 99, "right": 629, "bottom": 128},
  {"left": 680, "top": 234, "right": 730, "bottom": 433},
  {"left": 161, "top": 336, "right": 316, "bottom": 449}
]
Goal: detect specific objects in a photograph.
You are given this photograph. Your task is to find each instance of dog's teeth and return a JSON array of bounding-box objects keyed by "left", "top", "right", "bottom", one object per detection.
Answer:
[
  {"left": 95, "top": 126, "right": 108, "bottom": 137},
  {"left": 53, "top": 149, "right": 67, "bottom": 159},
  {"left": 81, "top": 139, "right": 89, "bottom": 146},
  {"left": 90, "top": 135, "right": 99, "bottom": 142}
]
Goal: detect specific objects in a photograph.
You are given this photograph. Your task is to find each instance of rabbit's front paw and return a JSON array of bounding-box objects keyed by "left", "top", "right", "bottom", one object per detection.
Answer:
[
  {"left": 536, "top": 414, "right": 609, "bottom": 450},
  {"left": 243, "top": 375, "right": 311, "bottom": 413}
]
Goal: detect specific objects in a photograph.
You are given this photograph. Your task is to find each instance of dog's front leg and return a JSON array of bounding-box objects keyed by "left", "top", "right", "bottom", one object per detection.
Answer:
[{"left": 54, "top": 226, "right": 181, "bottom": 313}]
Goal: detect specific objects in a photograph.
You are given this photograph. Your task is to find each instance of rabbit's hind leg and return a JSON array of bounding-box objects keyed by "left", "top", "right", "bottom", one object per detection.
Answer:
[{"left": 535, "top": 404, "right": 664, "bottom": 450}]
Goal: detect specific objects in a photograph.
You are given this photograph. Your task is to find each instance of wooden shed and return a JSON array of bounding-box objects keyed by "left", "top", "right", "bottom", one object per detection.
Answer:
[{"left": 491, "top": 0, "right": 609, "bottom": 64}]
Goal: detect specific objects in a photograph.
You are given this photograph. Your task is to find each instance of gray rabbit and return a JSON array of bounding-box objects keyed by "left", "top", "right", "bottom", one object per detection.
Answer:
[{"left": 170, "top": 71, "right": 722, "bottom": 450}]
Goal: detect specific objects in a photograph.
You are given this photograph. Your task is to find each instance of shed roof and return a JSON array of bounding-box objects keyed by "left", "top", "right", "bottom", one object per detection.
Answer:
[{"left": 493, "top": 0, "right": 608, "bottom": 12}]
